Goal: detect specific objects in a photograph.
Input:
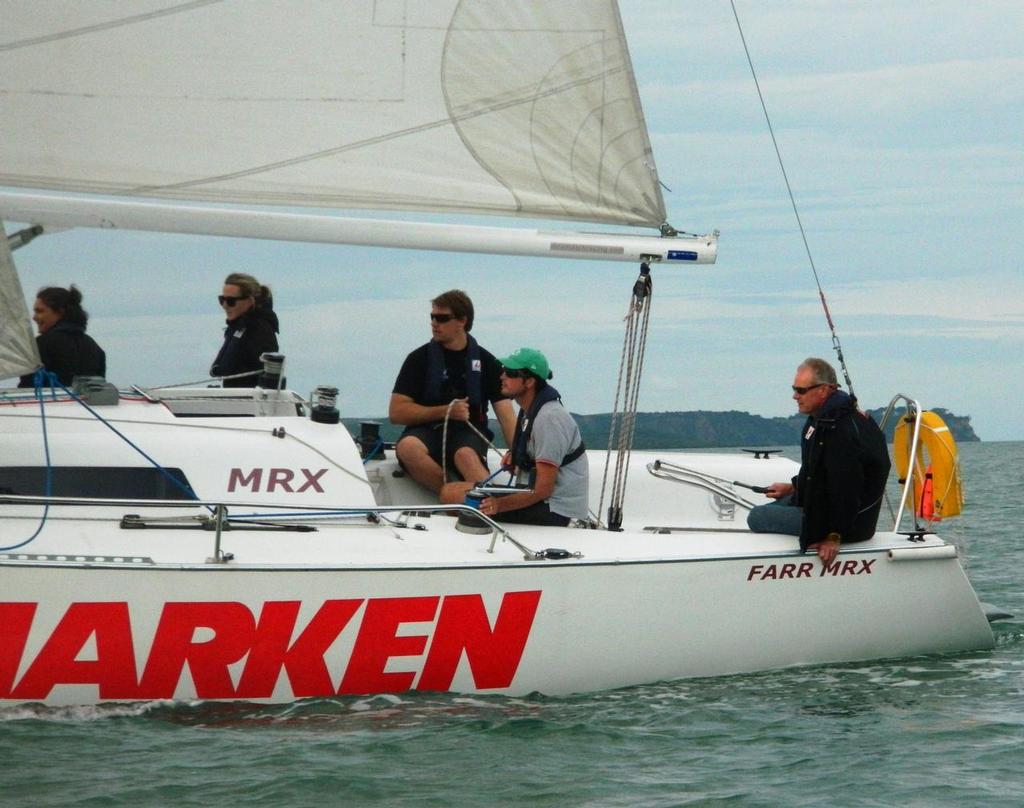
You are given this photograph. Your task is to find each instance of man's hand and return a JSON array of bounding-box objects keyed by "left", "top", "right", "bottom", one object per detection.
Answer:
[
  {"left": 763, "top": 482, "right": 794, "bottom": 500},
  {"left": 447, "top": 398, "right": 470, "bottom": 422},
  {"left": 808, "top": 536, "right": 840, "bottom": 566}
]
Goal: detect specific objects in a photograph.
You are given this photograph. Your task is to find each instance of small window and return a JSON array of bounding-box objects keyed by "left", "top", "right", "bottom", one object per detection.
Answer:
[{"left": 0, "top": 467, "right": 195, "bottom": 500}]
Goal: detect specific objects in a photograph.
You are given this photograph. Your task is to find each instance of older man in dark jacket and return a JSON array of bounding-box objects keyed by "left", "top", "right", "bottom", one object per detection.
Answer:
[{"left": 747, "top": 357, "right": 891, "bottom": 564}]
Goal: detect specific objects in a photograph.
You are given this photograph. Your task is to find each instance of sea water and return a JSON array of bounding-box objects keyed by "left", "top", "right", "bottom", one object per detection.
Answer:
[{"left": 2, "top": 442, "right": 1022, "bottom": 807}]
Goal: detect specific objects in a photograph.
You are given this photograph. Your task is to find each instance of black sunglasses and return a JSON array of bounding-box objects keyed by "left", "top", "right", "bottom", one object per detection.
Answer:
[
  {"left": 430, "top": 313, "right": 456, "bottom": 323},
  {"left": 218, "top": 295, "right": 249, "bottom": 307},
  {"left": 792, "top": 383, "right": 825, "bottom": 395},
  {"left": 501, "top": 367, "right": 530, "bottom": 379}
]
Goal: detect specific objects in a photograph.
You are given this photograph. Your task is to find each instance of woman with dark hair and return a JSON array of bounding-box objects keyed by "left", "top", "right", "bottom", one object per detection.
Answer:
[
  {"left": 210, "top": 272, "right": 280, "bottom": 387},
  {"left": 18, "top": 285, "right": 106, "bottom": 388}
]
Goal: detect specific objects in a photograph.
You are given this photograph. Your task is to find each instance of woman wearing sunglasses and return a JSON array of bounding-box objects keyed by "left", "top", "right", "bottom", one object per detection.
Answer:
[
  {"left": 210, "top": 272, "right": 280, "bottom": 387},
  {"left": 17, "top": 284, "right": 106, "bottom": 388}
]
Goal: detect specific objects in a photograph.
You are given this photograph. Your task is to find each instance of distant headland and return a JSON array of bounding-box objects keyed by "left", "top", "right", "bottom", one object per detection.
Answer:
[{"left": 345, "top": 407, "right": 978, "bottom": 449}]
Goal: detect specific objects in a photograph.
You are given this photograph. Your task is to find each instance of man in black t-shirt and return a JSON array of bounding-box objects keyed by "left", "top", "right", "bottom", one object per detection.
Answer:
[{"left": 389, "top": 289, "right": 516, "bottom": 493}]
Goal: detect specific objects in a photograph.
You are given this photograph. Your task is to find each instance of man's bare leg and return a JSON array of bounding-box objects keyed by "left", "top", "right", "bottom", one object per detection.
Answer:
[
  {"left": 453, "top": 445, "right": 490, "bottom": 485},
  {"left": 440, "top": 480, "right": 475, "bottom": 505},
  {"left": 395, "top": 436, "right": 444, "bottom": 493}
]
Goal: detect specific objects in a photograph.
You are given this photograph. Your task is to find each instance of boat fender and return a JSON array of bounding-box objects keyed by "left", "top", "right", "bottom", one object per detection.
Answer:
[
  {"left": 888, "top": 545, "right": 957, "bottom": 561},
  {"left": 539, "top": 548, "right": 573, "bottom": 559}
]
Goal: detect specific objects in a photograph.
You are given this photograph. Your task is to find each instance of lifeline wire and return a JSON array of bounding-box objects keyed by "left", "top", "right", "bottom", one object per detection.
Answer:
[{"left": 730, "top": 0, "right": 855, "bottom": 399}]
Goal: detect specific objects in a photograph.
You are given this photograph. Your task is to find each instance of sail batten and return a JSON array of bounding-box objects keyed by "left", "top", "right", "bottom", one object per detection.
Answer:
[{"left": 0, "top": 0, "right": 667, "bottom": 229}]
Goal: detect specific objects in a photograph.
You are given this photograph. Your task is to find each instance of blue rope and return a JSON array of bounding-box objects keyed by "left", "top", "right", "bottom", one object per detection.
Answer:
[
  {"left": 0, "top": 370, "right": 55, "bottom": 551},
  {"left": 361, "top": 438, "right": 384, "bottom": 464},
  {"left": 481, "top": 467, "right": 507, "bottom": 484},
  {"left": 1, "top": 372, "right": 200, "bottom": 554},
  {"left": 53, "top": 378, "right": 200, "bottom": 501}
]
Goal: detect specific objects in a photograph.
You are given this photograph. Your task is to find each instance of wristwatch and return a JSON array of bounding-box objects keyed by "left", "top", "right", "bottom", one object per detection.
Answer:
[{"left": 826, "top": 532, "right": 841, "bottom": 544}]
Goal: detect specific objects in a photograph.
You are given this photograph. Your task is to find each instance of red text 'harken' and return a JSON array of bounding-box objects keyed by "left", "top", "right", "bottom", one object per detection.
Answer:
[{"left": 0, "top": 591, "right": 541, "bottom": 701}]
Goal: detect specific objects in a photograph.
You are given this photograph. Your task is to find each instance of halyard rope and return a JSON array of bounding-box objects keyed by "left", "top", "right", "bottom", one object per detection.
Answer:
[{"left": 598, "top": 263, "right": 653, "bottom": 530}]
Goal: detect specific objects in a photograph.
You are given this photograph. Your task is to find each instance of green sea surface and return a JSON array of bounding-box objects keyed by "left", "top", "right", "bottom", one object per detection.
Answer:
[{"left": 2, "top": 442, "right": 1022, "bottom": 807}]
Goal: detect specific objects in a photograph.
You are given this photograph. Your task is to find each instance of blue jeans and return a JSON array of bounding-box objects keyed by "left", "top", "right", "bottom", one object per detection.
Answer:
[{"left": 746, "top": 495, "right": 802, "bottom": 536}]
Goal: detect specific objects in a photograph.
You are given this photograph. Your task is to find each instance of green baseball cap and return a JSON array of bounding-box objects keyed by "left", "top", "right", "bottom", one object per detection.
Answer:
[{"left": 499, "top": 347, "right": 552, "bottom": 380}]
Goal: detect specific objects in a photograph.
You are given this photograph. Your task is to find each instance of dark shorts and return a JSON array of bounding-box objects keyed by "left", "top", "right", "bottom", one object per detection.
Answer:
[
  {"left": 398, "top": 422, "right": 489, "bottom": 472},
  {"left": 495, "top": 500, "right": 571, "bottom": 527}
]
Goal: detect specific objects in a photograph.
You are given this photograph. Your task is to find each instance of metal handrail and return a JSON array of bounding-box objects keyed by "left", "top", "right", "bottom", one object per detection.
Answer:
[
  {"left": 0, "top": 494, "right": 535, "bottom": 559},
  {"left": 646, "top": 460, "right": 759, "bottom": 509},
  {"left": 877, "top": 394, "right": 923, "bottom": 532}
]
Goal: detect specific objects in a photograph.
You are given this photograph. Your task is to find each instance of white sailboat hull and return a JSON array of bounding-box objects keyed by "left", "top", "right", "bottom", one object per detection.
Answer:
[
  {"left": 0, "top": 537, "right": 992, "bottom": 706},
  {"left": 0, "top": 389, "right": 994, "bottom": 706}
]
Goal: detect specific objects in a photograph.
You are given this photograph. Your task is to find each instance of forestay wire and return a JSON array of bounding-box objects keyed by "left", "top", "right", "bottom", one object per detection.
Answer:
[
  {"left": 598, "top": 263, "right": 653, "bottom": 530},
  {"left": 730, "top": 0, "right": 856, "bottom": 399}
]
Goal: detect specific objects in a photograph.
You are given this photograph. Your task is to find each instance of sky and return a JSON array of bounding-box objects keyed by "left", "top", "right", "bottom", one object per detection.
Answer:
[{"left": 4, "top": 1, "right": 1023, "bottom": 440}]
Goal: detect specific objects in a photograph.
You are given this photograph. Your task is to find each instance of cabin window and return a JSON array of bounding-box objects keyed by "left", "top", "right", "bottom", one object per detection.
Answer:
[{"left": 0, "top": 467, "right": 195, "bottom": 500}]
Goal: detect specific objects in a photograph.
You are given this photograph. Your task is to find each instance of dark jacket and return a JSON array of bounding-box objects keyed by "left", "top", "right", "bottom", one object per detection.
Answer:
[
  {"left": 793, "top": 390, "right": 891, "bottom": 551},
  {"left": 17, "top": 321, "right": 106, "bottom": 388},
  {"left": 210, "top": 307, "right": 280, "bottom": 387}
]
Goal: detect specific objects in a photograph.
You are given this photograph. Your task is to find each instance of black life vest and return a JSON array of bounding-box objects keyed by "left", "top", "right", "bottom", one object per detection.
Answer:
[
  {"left": 423, "top": 335, "right": 485, "bottom": 424},
  {"left": 510, "top": 384, "right": 586, "bottom": 479}
]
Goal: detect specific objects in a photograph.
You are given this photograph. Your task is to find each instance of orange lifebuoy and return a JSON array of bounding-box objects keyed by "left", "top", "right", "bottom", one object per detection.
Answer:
[{"left": 893, "top": 411, "right": 963, "bottom": 521}]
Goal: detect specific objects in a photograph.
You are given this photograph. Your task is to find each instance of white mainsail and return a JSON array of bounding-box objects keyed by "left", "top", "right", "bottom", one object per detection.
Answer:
[
  {"left": 0, "top": 234, "right": 40, "bottom": 381},
  {"left": 0, "top": 0, "right": 666, "bottom": 228}
]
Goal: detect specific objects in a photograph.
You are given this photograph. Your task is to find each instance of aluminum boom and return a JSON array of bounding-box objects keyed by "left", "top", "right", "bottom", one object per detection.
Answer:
[{"left": 0, "top": 192, "right": 717, "bottom": 265}]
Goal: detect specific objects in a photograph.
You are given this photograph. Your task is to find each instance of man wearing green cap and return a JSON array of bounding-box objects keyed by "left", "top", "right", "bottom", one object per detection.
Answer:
[{"left": 442, "top": 347, "right": 589, "bottom": 526}]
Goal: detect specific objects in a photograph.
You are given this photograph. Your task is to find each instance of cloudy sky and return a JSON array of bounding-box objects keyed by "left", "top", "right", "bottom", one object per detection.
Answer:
[{"left": 5, "top": 1, "right": 1022, "bottom": 440}]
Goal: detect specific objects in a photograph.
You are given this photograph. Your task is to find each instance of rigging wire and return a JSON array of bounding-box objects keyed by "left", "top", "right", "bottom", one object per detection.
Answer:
[
  {"left": 729, "top": 0, "right": 856, "bottom": 399},
  {"left": 598, "top": 263, "right": 653, "bottom": 530}
]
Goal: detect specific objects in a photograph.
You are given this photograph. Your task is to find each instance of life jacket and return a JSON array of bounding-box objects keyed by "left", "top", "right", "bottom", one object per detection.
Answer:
[
  {"left": 511, "top": 384, "right": 586, "bottom": 480},
  {"left": 423, "top": 334, "right": 484, "bottom": 424},
  {"left": 210, "top": 307, "right": 279, "bottom": 379}
]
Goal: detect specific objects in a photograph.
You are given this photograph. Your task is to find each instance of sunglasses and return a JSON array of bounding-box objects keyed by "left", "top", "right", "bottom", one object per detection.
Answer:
[
  {"left": 792, "top": 383, "right": 825, "bottom": 395},
  {"left": 218, "top": 295, "right": 250, "bottom": 307},
  {"left": 501, "top": 368, "right": 531, "bottom": 379},
  {"left": 430, "top": 313, "right": 456, "bottom": 323}
]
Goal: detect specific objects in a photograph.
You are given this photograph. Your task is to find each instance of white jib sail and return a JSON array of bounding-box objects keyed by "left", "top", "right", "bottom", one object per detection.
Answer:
[
  {"left": 0, "top": 233, "right": 41, "bottom": 381},
  {"left": 0, "top": 0, "right": 666, "bottom": 229}
]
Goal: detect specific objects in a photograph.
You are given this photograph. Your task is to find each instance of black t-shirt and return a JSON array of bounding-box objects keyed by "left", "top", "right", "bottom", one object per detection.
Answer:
[{"left": 392, "top": 341, "right": 504, "bottom": 424}]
